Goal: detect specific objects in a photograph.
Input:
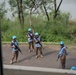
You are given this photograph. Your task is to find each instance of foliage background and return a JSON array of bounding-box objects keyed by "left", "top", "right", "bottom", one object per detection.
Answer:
[{"left": 1, "top": 12, "right": 76, "bottom": 44}]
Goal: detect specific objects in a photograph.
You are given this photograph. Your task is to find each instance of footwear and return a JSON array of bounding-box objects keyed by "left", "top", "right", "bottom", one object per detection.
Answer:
[
  {"left": 35, "top": 55, "right": 38, "bottom": 59},
  {"left": 10, "top": 61, "right": 13, "bottom": 64},
  {"left": 40, "top": 55, "right": 43, "bottom": 58},
  {"left": 15, "top": 60, "right": 18, "bottom": 63},
  {"left": 33, "top": 50, "right": 35, "bottom": 52}
]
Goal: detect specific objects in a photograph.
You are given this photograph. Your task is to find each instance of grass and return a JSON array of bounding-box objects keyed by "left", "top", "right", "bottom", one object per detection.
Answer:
[{"left": 1, "top": 12, "right": 76, "bottom": 44}]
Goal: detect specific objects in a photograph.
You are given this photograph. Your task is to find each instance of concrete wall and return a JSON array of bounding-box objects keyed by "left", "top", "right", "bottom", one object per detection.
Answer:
[{"left": 4, "top": 65, "right": 76, "bottom": 75}]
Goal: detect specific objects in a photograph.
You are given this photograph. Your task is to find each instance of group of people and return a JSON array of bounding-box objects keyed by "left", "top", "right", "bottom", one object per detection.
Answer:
[
  {"left": 10, "top": 28, "right": 68, "bottom": 69},
  {"left": 10, "top": 28, "right": 43, "bottom": 64},
  {"left": 26, "top": 28, "right": 43, "bottom": 58}
]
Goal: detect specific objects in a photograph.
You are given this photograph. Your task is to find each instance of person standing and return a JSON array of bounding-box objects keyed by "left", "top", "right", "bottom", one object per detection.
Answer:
[
  {"left": 57, "top": 41, "right": 68, "bottom": 69},
  {"left": 10, "top": 36, "right": 19, "bottom": 64},
  {"left": 26, "top": 28, "right": 34, "bottom": 52},
  {"left": 34, "top": 32, "right": 43, "bottom": 58}
]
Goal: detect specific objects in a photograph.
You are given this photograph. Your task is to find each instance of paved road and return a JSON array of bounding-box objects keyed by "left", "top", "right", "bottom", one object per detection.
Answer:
[{"left": 2, "top": 44, "right": 76, "bottom": 69}]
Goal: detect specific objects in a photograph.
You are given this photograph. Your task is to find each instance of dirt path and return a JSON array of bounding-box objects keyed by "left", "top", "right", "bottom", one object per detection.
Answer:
[{"left": 2, "top": 44, "right": 76, "bottom": 69}]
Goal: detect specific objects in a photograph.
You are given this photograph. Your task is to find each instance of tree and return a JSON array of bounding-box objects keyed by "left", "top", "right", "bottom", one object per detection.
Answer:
[
  {"left": 54, "top": 0, "right": 63, "bottom": 18},
  {"left": 22, "top": 0, "right": 50, "bottom": 32},
  {"left": 0, "top": 1, "right": 7, "bottom": 37},
  {"left": 0, "top": 2, "right": 7, "bottom": 19},
  {"left": 37, "top": 0, "right": 50, "bottom": 21},
  {"left": 8, "top": 0, "right": 63, "bottom": 29},
  {"left": 9, "top": 0, "right": 24, "bottom": 29},
  {"left": 23, "top": 0, "right": 53, "bottom": 25},
  {"left": 23, "top": 0, "right": 36, "bottom": 33},
  {"left": 17, "top": 0, "right": 24, "bottom": 29}
]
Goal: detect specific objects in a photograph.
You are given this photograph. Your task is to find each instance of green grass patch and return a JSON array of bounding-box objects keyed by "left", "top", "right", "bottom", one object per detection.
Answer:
[{"left": 1, "top": 12, "right": 76, "bottom": 44}]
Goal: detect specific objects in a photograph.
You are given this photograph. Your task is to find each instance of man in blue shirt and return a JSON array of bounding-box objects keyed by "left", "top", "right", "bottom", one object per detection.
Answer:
[{"left": 58, "top": 41, "right": 68, "bottom": 69}]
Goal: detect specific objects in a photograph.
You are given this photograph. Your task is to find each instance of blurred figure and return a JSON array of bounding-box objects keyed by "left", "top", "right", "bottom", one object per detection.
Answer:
[
  {"left": 10, "top": 36, "right": 19, "bottom": 64},
  {"left": 57, "top": 41, "right": 68, "bottom": 69},
  {"left": 26, "top": 28, "right": 34, "bottom": 52},
  {"left": 34, "top": 32, "right": 43, "bottom": 58}
]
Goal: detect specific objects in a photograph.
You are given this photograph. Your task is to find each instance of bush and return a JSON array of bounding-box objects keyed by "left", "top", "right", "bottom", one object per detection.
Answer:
[
  {"left": 1, "top": 19, "right": 9, "bottom": 32},
  {"left": 1, "top": 12, "right": 76, "bottom": 43}
]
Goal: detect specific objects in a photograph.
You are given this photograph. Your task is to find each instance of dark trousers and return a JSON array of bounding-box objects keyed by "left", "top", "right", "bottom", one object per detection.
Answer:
[
  {"left": 60, "top": 53, "right": 66, "bottom": 69},
  {"left": 36, "top": 47, "right": 42, "bottom": 55}
]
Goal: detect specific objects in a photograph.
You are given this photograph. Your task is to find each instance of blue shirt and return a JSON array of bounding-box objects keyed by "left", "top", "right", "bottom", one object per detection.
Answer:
[
  {"left": 59, "top": 46, "right": 68, "bottom": 57},
  {"left": 11, "top": 40, "right": 18, "bottom": 51},
  {"left": 34, "top": 36, "right": 41, "bottom": 47}
]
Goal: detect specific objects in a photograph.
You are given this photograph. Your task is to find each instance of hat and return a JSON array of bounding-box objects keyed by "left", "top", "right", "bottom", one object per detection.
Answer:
[
  {"left": 35, "top": 32, "right": 39, "bottom": 36},
  {"left": 60, "top": 41, "right": 64, "bottom": 44},
  {"left": 28, "top": 28, "right": 32, "bottom": 31},
  {"left": 12, "top": 36, "right": 17, "bottom": 39}
]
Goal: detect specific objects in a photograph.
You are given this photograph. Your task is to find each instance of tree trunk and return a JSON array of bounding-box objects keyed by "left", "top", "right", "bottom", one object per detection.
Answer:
[
  {"left": 16, "top": 0, "right": 24, "bottom": 29},
  {"left": 56, "top": 0, "right": 63, "bottom": 13},
  {"left": 43, "top": 4, "right": 49, "bottom": 21},
  {"left": 42, "top": 0, "right": 49, "bottom": 21},
  {"left": 20, "top": 0, "right": 24, "bottom": 29},
  {"left": 29, "top": 10, "right": 34, "bottom": 34},
  {"left": 54, "top": 0, "right": 57, "bottom": 18},
  {"left": 54, "top": 0, "right": 63, "bottom": 18}
]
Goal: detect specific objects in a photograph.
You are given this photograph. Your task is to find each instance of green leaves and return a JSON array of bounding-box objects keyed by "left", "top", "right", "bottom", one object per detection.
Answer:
[
  {"left": 1, "top": 11, "right": 76, "bottom": 42},
  {"left": 9, "top": 0, "right": 17, "bottom": 7},
  {"left": 0, "top": 2, "right": 7, "bottom": 18}
]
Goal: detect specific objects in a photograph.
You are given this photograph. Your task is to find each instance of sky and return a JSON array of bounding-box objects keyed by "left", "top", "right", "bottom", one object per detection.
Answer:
[
  {"left": 0, "top": 0, "right": 76, "bottom": 20},
  {"left": 59, "top": 0, "right": 76, "bottom": 20}
]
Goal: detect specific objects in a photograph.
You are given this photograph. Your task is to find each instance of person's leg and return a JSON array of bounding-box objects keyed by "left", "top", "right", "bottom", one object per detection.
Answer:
[
  {"left": 28, "top": 42, "right": 31, "bottom": 52},
  {"left": 60, "top": 57, "right": 63, "bottom": 68},
  {"left": 39, "top": 47, "right": 43, "bottom": 57},
  {"left": 62, "top": 61, "right": 65, "bottom": 69},
  {"left": 35, "top": 47, "right": 38, "bottom": 58},
  {"left": 15, "top": 51, "right": 19, "bottom": 63},
  {"left": 32, "top": 41, "right": 34, "bottom": 51},
  {"left": 61, "top": 60, "right": 65, "bottom": 69},
  {"left": 10, "top": 51, "right": 15, "bottom": 64},
  {"left": 60, "top": 54, "right": 66, "bottom": 69},
  {"left": 62, "top": 54, "right": 66, "bottom": 69}
]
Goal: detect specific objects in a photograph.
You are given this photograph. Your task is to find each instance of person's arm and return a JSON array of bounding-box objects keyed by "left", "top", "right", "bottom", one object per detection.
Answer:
[
  {"left": 40, "top": 36, "right": 42, "bottom": 44},
  {"left": 63, "top": 47, "right": 68, "bottom": 55},
  {"left": 10, "top": 42, "right": 15, "bottom": 48},
  {"left": 56, "top": 54, "right": 60, "bottom": 61},
  {"left": 35, "top": 38, "right": 38, "bottom": 42},
  {"left": 39, "top": 36, "right": 43, "bottom": 47},
  {"left": 56, "top": 48, "right": 61, "bottom": 61},
  {"left": 26, "top": 33, "right": 30, "bottom": 38},
  {"left": 63, "top": 47, "right": 67, "bottom": 54}
]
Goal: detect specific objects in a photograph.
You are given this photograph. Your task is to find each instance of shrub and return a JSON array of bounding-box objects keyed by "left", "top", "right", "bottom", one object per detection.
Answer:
[{"left": 2, "top": 12, "right": 76, "bottom": 43}]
